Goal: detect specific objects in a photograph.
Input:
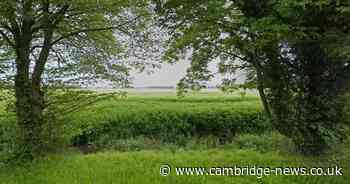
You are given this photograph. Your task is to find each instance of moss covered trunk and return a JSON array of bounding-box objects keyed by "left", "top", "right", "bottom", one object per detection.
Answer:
[{"left": 14, "top": 49, "right": 45, "bottom": 159}]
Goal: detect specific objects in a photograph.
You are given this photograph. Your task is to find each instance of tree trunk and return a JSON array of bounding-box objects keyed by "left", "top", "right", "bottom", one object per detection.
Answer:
[
  {"left": 14, "top": 58, "right": 45, "bottom": 159},
  {"left": 248, "top": 34, "right": 272, "bottom": 118},
  {"left": 255, "top": 64, "right": 271, "bottom": 118},
  {"left": 250, "top": 55, "right": 271, "bottom": 118},
  {"left": 7, "top": 0, "right": 55, "bottom": 159},
  {"left": 13, "top": 16, "right": 46, "bottom": 158}
]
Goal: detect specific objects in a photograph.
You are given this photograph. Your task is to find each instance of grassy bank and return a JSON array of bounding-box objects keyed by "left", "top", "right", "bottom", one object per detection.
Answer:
[{"left": 0, "top": 148, "right": 348, "bottom": 184}]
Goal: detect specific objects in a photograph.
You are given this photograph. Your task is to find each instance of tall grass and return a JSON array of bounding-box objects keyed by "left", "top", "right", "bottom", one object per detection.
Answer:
[{"left": 0, "top": 149, "right": 348, "bottom": 184}]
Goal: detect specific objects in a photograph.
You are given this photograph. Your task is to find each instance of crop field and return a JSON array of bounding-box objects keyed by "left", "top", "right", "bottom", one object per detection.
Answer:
[
  {"left": 66, "top": 91, "right": 268, "bottom": 148},
  {"left": 0, "top": 91, "right": 349, "bottom": 184}
]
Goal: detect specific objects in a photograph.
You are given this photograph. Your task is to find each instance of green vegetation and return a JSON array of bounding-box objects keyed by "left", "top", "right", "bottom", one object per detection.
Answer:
[
  {"left": 1, "top": 92, "right": 349, "bottom": 183},
  {"left": 67, "top": 92, "right": 268, "bottom": 149},
  {"left": 0, "top": 148, "right": 348, "bottom": 184},
  {"left": 0, "top": 0, "right": 159, "bottom": 158},
  {"left": 158, "top": 0, "right": 350, "bottom": 154},
  {"left": 1, "top": 92, "right": 266, "bottom": 156},
  {"left": 1, "top": 0, "right": 349, "bottom": 159},
  {"left": 0, "top": 1, "right": 349, "bottom": 182}
]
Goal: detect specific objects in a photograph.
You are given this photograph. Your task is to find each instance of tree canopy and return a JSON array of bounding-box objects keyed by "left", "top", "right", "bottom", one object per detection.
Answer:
[
  {"left": 0, "top": 0, "right": 349, "bottom": 158},
  {"left": 156, "top": 0, "right": 350, "bottom": 154},
  {"left": 0, "top": 0, "right": 165, "bottom": 87},
  {"left": 0, "top": 0, "right": 164, "bottom": 159}
]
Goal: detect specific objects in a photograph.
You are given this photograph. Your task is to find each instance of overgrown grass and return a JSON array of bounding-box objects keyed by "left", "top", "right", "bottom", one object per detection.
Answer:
[{"left": 0, "top": 148, "right": 348, "bottom": 184}]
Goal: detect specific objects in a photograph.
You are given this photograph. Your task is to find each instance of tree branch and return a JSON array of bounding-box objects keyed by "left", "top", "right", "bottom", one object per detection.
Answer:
[
  {"left": 0, "top": 30, "right": 15, "bottom": 48},
  {"left": 50, "top": 15, "right": 142, "bottom": 46},
  {"left": 32, "top": 0, "right": 54, "bottom": 85},
  {"left": 32, "top": 2, "right": 71, "bottom": 33},
  {"left": 50, "top": 47, "right": 67, "bottom": 64}
]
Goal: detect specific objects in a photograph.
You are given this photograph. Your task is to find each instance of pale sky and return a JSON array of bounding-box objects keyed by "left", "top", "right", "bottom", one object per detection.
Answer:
[
  {"left": 131, "top": 58, "right": 245, "bottom": 88},
  {"left": 131, "top": 60, "right": 190, "bottom": 88}
]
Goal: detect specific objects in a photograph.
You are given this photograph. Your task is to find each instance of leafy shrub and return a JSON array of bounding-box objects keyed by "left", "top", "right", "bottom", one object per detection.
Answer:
[
  {"left": 95, "top": 136, "right": 163, "bottom": 151},
  {"left": 0, "top": 117, "right": 18, "bottom": 163},
  {"left": 0, "top": 113, "right": 68, "bottom": 162},
  {"left": 231, "top": 132, "right": 295, "bottom": 153}
]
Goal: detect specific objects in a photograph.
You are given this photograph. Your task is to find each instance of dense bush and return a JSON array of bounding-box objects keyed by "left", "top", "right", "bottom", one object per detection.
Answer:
[
  {"left": 0, "top": 117, "right": 17, "bottom": 162},
  {"left": 0, "top": 114, "right": 68, "bottom": 162},
  {"left": 231, "top": 132, "right": 295, "bottom": 153}
]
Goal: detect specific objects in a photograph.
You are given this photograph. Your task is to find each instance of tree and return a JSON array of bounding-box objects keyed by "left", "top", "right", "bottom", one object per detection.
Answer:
[
  {"left": 0, "top": 0, "right": 156, "bottom": 158},
  {"left": 262, "top": 0, "right": 350, "bottom": 154},
  {"left": 155, "top": 0, "right": 274, "bottom": 115},
  {"left": 156, "top": 0, "right": 350, "bottom": 154}
]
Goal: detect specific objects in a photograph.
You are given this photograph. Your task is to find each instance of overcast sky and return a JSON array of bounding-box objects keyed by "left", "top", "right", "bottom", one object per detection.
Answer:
[
  {"left": 131, "top": 58, "right": 245, "bottom": 88},
  {"left": 131, "top": 60, "right": 190, "bottom": 88}
]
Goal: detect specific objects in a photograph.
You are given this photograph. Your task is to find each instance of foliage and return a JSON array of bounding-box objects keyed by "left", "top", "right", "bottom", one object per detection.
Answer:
[
  {"left": 1, "top": 92, "right": 349, "bottom": 183},
  {"left": 67, "top": 92, "right": 269, "bottom": 149},
  {"left": 259, "top": 0, "right": 350, "bottom": 154},
  {"left": 156, "top": 0, "right": 350, "bottom": 155},
  {"left": 0, "top": 0, "right": 167, "bottom": 159},
  {"left": 0, "top": 0, "right": 163, "bottom": 86},
  {"left": 218, "top": 80, "right": 256, "bottom": 98},
  {"left": 0, "top": 89, "right": 128, "bottom": 161},
  {"left": 0, "top": 117, "right": 17, "bottom": 163},
  {"left": 231, "top": 132, "right": 295, "bottom": 153}
]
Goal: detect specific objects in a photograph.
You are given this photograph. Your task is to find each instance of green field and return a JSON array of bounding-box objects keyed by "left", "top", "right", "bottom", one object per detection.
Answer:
[
  {"left": 66, "top": 91, "right": 267, "bottom": 148},
  {"left": 1, "top": 149, "right": 349, "bottom": 184},
  {"left": 0, "top": 91, "right": 349, "bottom": 184}
]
